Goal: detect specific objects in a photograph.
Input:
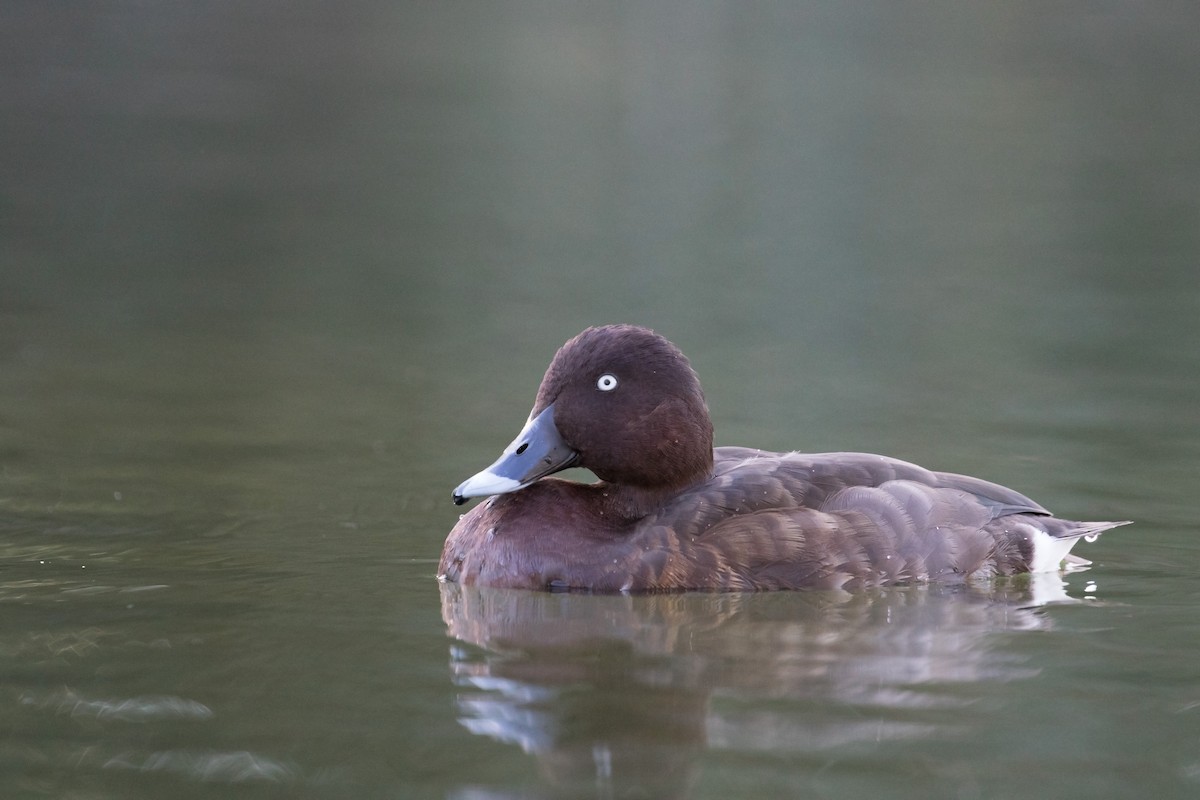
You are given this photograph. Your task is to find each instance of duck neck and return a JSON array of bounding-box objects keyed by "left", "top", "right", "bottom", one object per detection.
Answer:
[{"left": 593, "top": 471, "right": 711, "bottom": 524}]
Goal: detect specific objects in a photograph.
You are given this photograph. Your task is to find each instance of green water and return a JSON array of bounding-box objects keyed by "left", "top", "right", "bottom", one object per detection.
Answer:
[{"left": 3, "top": 2, "right": 1199, "bottom": 798}]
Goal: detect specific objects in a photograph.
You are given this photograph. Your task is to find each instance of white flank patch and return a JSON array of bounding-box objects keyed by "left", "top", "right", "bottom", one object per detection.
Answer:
[{"left": 1025, "top": 524, "right": 1080, "bottom": 573}]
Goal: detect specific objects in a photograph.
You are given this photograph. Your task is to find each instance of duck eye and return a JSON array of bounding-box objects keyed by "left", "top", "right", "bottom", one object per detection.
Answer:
[{"left": 596, "top": 373, "right": 618, "bottom": 392}]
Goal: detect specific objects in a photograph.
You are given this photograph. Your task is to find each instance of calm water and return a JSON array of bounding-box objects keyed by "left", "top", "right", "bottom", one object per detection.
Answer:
[{"left": 3, "top": 2, "right": 1199, "bottom": 798}]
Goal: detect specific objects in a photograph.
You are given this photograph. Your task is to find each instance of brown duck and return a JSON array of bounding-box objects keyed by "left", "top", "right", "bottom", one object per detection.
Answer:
[{"left": 441, "top": 325, "right": 1128, "bottom": 592}]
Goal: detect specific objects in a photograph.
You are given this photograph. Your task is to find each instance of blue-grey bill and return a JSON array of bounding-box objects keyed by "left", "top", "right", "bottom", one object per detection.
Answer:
[{"left": 452, "top": 403, "right": 579, "bottom": 505}]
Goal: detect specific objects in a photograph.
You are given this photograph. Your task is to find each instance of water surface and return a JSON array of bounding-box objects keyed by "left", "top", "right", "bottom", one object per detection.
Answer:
[{"left": 3, "top": 2, "right": 1199, "bottom": 798}]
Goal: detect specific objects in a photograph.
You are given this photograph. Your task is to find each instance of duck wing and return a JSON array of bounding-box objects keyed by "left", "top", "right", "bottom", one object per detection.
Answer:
[{"left": 642, "top": 450, "right": 1124, "bottom": 590}]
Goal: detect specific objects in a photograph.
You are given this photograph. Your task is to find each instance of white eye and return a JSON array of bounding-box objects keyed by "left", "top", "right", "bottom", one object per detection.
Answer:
[{"left": 596, "top": 373, "right": 618, "bottom": 392}]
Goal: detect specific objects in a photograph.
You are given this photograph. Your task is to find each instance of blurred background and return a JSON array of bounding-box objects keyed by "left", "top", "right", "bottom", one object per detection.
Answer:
[{"left": 2, "top": 2, "right": 1199, "bottom": 798}]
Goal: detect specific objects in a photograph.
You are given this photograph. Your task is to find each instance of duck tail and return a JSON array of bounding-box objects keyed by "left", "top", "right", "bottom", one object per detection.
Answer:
[
  {"left": 1023, "top": 518, "right": 1130, "bottom": 573},
  {"left": 1051, "top": 519, "right": 1133, "bottom": 542}
]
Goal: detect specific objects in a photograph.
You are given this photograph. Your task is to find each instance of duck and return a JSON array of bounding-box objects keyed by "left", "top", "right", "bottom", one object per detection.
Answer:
[{"left": 440, "top": 324, "right": 1129, "bottom": 592}]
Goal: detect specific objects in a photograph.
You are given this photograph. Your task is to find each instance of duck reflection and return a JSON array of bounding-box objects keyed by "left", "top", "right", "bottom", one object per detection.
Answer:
[{"left": 441, "top": 575, "right": 1079, "bottom": 799}]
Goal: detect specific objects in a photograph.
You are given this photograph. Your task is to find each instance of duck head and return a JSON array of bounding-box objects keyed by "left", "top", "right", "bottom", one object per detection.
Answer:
[{"left": 453, "top": 325, "right": 715, "bottom": 506}]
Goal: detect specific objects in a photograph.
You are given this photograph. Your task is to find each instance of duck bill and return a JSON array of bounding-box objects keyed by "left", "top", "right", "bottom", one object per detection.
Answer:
[{"left": 453, "top": 403, "right": 579, "bottom": 505}]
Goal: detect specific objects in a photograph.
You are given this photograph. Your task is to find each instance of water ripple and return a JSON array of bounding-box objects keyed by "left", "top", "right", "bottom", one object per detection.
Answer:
[
  {"left": 21, "top": 688, "right": 214, "bottom": 722},
  {"left": 103, "top": 749, "right": 296, "bottom": 782}
]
